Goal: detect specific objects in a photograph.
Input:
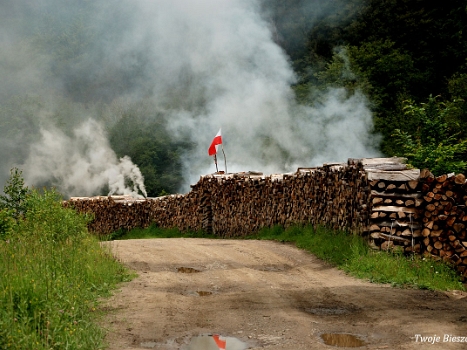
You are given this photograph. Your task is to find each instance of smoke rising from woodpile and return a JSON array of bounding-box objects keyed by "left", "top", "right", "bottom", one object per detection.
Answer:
[
  {"left": 23, "top": 120, "right": 147, "bottom": 198},
  {"left": 0, "top": 0, "right": 378, "bottom": 195}
]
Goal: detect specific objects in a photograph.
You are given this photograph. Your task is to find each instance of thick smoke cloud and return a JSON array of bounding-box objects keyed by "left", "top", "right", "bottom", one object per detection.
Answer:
[
  {"left": 23, "top": 119, "right": 146, "bottom": 197},
  {"left": 0, "top": 0, "right": 378, "bottom": 195}
]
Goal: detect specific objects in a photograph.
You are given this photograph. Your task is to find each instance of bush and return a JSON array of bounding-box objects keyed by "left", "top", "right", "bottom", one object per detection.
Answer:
[{"left": 393, "top": 96, "right": 467, "bottom": 175}]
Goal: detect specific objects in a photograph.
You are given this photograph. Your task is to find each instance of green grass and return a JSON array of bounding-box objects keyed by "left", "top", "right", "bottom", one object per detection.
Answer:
[
  {"left": 109, "top": 224, "right": 217, "bottom": 240},
  {"left": 247, "top": 225, "right": 465, "bottom": 291},
  {"left": 0, "top": 189, "right": 134, "bottom": 350},
  {"left": 112, "top": 223, "right": 465, "bottom": 291}
]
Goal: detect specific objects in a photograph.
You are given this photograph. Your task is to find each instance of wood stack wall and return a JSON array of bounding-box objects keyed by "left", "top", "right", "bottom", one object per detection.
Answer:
[
  {"left": 367, "top": 168, "right": 467, "bottom": 281},
  {"left": 66, "top": 158, "right": 467, "bottom": 281}
]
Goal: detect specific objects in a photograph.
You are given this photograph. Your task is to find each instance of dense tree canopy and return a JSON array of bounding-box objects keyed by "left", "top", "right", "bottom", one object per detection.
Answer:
[{"left": 280, "top": 0, "right": 467, "bottom": 167}]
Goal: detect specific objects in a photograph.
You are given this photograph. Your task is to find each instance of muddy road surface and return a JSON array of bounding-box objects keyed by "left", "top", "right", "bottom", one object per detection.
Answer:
[{"left": 101, "top": 238, "right": 467, "bottom": 349}]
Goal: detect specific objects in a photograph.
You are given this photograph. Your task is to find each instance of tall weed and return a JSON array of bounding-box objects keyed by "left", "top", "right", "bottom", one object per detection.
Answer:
[{"left": 0, "top": 187, "right": 132, "bottom": 349}]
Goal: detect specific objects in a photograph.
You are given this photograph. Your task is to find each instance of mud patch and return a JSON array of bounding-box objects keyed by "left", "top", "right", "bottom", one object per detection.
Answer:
[
  {"left": 177, "top": 267, "right": 201, "bottom": 273},
  {"left": 197, "top": 291, "right": 212, "bottom": 296},
  {"left": 320, "top": 333, "right": 366, "bottom": 347}
]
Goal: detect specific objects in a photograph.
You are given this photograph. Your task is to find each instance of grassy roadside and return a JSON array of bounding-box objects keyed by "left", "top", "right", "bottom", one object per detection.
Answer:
[
  {"left": 247, "top": 225, "right": 465, "bottom": 291},
  {"left": 113, "top": 224, "right": 465, "bottom": 291},
  {"left": 1, "top": 183, "right": 134, "bottom": 349}
]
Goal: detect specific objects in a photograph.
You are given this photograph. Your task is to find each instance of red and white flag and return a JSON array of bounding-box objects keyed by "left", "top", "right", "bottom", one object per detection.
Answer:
[
  {"left": 208, "top": 128, "right": 222, "bottom": 156},
  {"left": 212, "top": 334, "right": 226, "bottom": 350}
]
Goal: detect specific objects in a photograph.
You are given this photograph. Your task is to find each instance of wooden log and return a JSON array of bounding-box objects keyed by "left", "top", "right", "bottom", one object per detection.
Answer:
[
  {"left": 408, "top": 180, "right": 419, "bottom": 190},
  {"left": 454, "top": 173, "right": 466, "bottom": 185},
  {"left": 420, "top": 168, "right": 434, "bottom": 179},
  {"left": 436, "top": 174, "right": 448, "bottom": 183},
  {"left": 372, "top": 231, "right": 411, "bottom": 243},
  {"left": 372, "top": 206, "right": 417, "bottom": 213},
  {"left": 422, "top": 228, "right": 431, "bottom": 237},
  {"left": 370, "top": 190, "right": 422, "bottom": 199},
  {"left": 446, "top": 216, "right": 456, "bottom": 227},
  {"left": 366, "top": 169, "right": 420, "bottom": 181}
]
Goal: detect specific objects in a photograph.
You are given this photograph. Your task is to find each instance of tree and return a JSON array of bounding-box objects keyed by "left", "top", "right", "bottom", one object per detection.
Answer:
[
  {"left": 0, "top": 168, "right": 30, "bottom": 220},
  {"left": 393, "top": 96, "right": 467, "bottom": 175}
]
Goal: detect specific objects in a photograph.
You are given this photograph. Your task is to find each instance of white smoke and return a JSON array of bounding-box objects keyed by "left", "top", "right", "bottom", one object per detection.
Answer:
[
  {"left": 1, "top": 0, "right": 379, "bottom": 195},
  {"left": 116, "top": 0, "right": 380, "bottom": 187},
  {"left": 23, "top": 119, "right": 147, "bottom": 198}
]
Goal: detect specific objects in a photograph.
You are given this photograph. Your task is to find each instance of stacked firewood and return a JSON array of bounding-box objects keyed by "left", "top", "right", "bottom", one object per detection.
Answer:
[
  {"left": 66, "top": 190, "right": 204, "bottom": 235},
  {"left": 418, "top": 170, "right": 467, "bottom": 280},
  {"left": 365, "top": 167, "right": 423, "bottom": 251},
  {"left": 66, "top": 162, "right": 370, "bottom": 237},
  {"left": 64, "top": 157, "right": 467, "bottom": 281},
  {"left": 206, "top": 162, "right": 369, "bottom": 237}
]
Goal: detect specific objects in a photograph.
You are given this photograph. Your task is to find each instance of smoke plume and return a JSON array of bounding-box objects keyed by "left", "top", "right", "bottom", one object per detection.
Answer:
[
  {"left": 0, "top": 0, "right": 378, "bottom": 195},
  {"left": 23, "top": 120, "right": 147, "bottom": 198}
]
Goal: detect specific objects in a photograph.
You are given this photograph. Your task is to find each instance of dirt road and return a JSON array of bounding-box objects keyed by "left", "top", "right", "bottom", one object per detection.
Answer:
[{"left": 101, "top": 238, "right": 467, "bottom": 349}]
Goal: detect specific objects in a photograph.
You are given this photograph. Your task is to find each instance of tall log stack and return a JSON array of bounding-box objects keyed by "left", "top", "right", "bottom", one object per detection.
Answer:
[
  {"left": 417, "top": 171, "right": 467, "bottom": 280},
  {"left": 364, "top": 160, "right": 467, "bottom": 281},
  {"left": 363, "top": 158, "right": 423, "bottom": 251}
]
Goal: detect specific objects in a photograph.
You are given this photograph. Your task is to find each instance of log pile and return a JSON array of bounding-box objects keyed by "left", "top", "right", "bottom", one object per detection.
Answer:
[
  {"left": 418, "top": 171, "right": 467, "bottom": 281},
  {"left": 366, "top": 166, "right": 423, "bottom": 252},
  {"left": 66, "top": 161, "right": 370, "bottom": 237},
  {"left": 64, "top": 157, "right": 467, "bottom": 281},
  {"left": 205, "top": 162, "right": 369, "bottom": 237},
  {"left": 66, "top": 189, "right": 205, "bottom": 235}
]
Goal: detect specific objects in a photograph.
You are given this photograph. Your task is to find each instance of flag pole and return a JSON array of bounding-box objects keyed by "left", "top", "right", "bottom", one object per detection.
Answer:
[
  {"left": 214, "top": 154, "right": 219, "bottom": 173},
  {"left": 221, "top": 144, "right": 227, "bottom": 174}
]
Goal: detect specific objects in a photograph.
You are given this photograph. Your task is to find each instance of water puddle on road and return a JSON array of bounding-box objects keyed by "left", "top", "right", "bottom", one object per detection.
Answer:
[
  {"left": 187, "top": 334, "right": 247, "bottom": 350},
  {"left": 320, "top": 333, "right": 366, "bottom": 347}
]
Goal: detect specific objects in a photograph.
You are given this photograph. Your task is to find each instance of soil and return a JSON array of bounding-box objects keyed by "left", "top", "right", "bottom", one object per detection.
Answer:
[{"left": 101, "top": 238, "right": 467, "bottom": 349}]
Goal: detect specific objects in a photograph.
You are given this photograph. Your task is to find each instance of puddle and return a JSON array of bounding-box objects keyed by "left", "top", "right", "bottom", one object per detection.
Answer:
[
  {"left": 197, "top": 290, "right": 212, "bottom": 296},
  {"left": 320, "top": 333, "right": 366, "bottom": 347},
  {"left": 177, "top": 267, "right": 201, "bottom": 273},
  {"left": 186, "top": 334, "right": 247, "bottom": 350}
]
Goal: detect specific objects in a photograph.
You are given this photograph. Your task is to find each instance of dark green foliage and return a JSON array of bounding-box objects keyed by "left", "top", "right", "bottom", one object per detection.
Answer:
[
  {"left": 392, "top": 96, "right": 467, "bottom": 175},
  {"left": 0, "top": 168, "right": 29, "bottom": 220},
  {"left": 287, "top": 0, "right": 467, "bottom": 161},
  {"left": 107, "top": 106, "right": 191, "bottom": 197}
]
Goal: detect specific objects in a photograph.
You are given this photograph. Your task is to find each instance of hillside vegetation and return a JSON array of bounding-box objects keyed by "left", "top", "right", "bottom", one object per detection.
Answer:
[{"left": 0, "top": 170, "right": 133, "bottom": 349}]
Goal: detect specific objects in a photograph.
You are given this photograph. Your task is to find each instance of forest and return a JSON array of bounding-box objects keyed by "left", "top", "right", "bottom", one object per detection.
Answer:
[
  {"left": 270, "top": 0, "right": 467, "bottom": 174},
  {"left": 1, "top": 0, "right": 466, "bottom": 197}
]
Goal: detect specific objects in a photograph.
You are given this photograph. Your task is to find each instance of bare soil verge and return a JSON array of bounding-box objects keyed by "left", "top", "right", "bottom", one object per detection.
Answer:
[{"left": 101, "top": 238, "right": 467, "bottom": 349}]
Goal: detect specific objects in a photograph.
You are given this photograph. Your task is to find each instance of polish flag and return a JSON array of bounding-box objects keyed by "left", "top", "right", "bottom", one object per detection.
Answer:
[
  {"left": 208, "top": 128, "right": 223, "bottom": 156},
  {"left": 212, "top": 334, "right": 226, "bottom": 350}
]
